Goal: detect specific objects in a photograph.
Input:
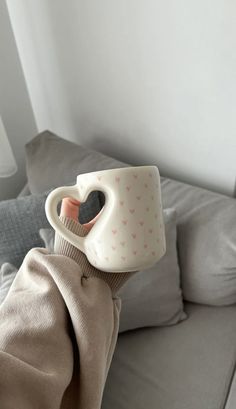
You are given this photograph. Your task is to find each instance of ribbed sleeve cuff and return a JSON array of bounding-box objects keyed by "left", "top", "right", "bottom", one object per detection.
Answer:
[{"left": 54, "top": 216, "right": 135, "bottom": 294}]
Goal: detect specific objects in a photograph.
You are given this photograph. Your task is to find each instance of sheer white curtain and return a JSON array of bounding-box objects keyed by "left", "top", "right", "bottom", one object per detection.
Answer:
[{"left": 0, "top": 117, "right": 17, "bottom": 177}]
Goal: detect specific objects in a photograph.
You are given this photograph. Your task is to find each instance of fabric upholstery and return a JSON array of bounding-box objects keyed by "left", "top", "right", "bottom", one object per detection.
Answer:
[
  {"left": 102, "top": 302, "right": 236, "bottom": 409},
  {"left": 25, "top": 130, "right": 127, "bottom": 194},
  {"left": 161, "top": 177, "right": 236, "bottom": 305},
  {"left": 0, "top": 193, "right": 49, "bottom": 269},
  {"left": 17, "top": 183, "right": 31, "bottom": 197},
  {"left": 25, "top": 130, "right": 121, "bottom": 224}
]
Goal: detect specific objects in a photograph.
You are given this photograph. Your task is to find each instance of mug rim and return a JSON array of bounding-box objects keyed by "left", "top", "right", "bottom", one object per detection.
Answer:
[{"left": 77, "top": 165, "right": 158, "bottom": 179}]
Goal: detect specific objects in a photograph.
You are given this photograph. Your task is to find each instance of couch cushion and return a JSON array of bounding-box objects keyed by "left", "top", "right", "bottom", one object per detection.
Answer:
[
  {"left": 161, "top": 177, "right": 236, "bottom": 306},
  {"left": 25, "top": 130, "right": 128, "bottom": 194},
  {"left": 102, "top": 303, "right": 236, "bottom": 409},
  {"left": 25, "top": 130, "right": 127, "bottom": 226}
]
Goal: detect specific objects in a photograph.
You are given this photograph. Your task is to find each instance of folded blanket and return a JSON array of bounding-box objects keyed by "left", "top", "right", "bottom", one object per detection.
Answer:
[{"left": 0, "top": 217, "right": 133, "bottom": 409}]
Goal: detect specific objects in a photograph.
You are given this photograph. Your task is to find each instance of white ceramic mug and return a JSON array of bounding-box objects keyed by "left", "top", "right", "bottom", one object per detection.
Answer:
[{"left": 45, "top": 166, "right": 166, "bottom": 272}]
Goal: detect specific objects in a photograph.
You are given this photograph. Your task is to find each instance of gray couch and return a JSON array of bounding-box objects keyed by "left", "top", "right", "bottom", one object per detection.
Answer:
[{"left": 6, "top": 132, "right": 236, "bottom": 408}]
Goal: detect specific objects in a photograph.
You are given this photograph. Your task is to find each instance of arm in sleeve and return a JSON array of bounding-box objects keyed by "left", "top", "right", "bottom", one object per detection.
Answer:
[
  {"left": 0, "top": 248, "right": 75, "bottom": 409},
  {"left": 0, "top": 216, "right": 134, "bottom": 409}
]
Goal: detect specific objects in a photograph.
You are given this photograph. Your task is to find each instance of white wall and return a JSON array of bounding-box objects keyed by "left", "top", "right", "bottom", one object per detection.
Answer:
[
  {"left": 8, "top": 0, "right": 236, "bottom": 196},
  {"left": 0, "top": 1, "right": 37, "bottom": 200}
]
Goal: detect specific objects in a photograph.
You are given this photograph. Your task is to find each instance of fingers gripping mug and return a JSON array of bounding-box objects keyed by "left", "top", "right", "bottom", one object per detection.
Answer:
[{"left": 45, "top": 166, "right": 166, "bottom": 273}]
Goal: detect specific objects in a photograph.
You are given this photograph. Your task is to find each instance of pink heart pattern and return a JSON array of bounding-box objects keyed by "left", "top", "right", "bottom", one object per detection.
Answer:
[{"left": 89, "top": 169, "right": 164, "bottom": 268}]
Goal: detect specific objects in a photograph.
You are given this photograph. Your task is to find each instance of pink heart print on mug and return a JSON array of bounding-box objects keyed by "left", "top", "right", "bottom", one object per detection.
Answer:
[{"left": 45, "top": 166, "right": 166, "bottom": 273}]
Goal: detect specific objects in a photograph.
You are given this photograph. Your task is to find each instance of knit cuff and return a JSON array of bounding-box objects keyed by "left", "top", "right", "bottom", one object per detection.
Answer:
[
  {"left": 54, "top": 216, "right": 135, "bottom": 294},
  {"left": 54, "top": 216, "right": 88, "bottom": 263}
]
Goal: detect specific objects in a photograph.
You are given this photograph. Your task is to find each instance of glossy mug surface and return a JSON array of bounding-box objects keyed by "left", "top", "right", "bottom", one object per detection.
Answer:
[{"left": 45, "top": 166, "right": 166, "bottom": 272}]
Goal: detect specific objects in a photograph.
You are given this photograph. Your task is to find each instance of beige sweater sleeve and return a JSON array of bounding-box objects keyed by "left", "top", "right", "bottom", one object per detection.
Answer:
[{"left": 0, "top": 217, "right": 133, "bottom": 409}]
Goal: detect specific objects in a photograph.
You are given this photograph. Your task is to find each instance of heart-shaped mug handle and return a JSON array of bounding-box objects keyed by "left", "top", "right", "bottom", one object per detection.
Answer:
[{"left": 45, "top": 180, "right": 108, "bottom": 252}]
